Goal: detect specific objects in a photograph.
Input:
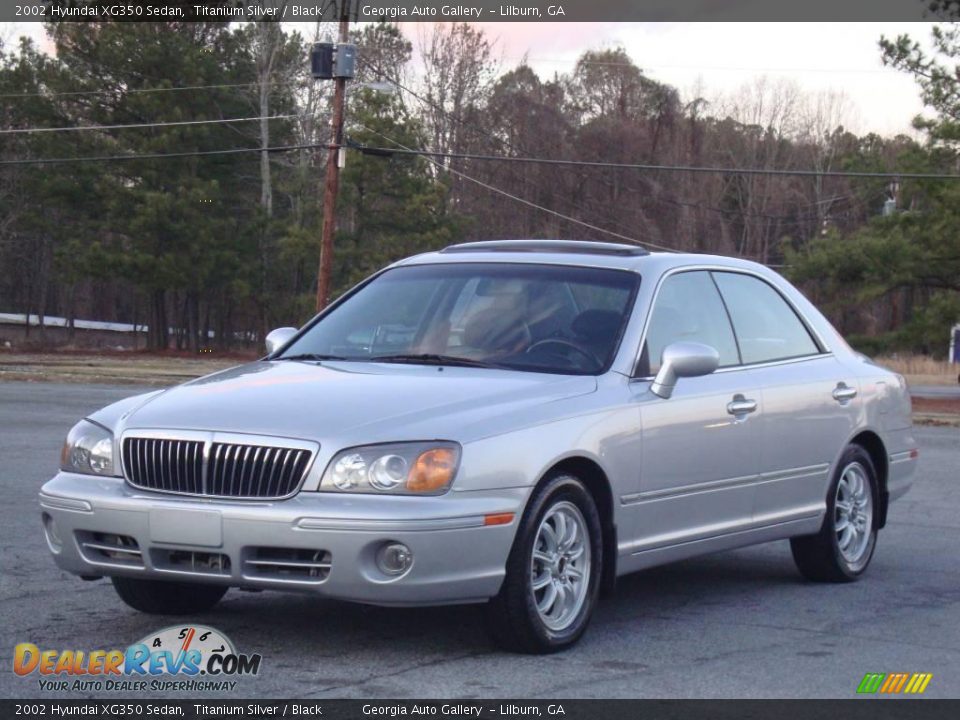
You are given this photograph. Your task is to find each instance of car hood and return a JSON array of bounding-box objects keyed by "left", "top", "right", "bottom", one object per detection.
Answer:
[{"left": 117, "top": 360, "right": 597, "bottom": 443}]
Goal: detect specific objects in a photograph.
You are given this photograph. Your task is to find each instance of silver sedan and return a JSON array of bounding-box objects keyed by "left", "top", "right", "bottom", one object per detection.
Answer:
[{"left": 40, "top": 240, "right": 918, "bottom": 653}]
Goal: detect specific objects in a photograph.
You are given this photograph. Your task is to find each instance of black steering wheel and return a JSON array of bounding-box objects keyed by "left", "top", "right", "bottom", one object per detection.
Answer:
[{"left": 525, "top": 338, "right": 601, "bottom": 368}]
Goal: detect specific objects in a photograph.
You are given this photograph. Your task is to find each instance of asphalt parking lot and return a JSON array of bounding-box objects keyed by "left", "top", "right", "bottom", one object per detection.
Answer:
[{"left": 1, "top": 381, "right": 958, "bottom": 699}]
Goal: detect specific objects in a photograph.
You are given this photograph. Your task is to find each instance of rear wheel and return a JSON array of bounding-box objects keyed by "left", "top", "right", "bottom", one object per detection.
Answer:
[
  {"left": 111, "top": 576, "right": 227, "bottom": 615},
  {"left": 486, "top": 473, "right": 602, "bottom": 653},
  {"left": 791, "top": 445, "right": 879, "bottom": 582}
]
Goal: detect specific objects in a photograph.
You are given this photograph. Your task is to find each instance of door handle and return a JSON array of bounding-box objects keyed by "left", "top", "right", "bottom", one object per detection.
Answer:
[
  {"left": 727, "top": 394, "right": 758, "bottom": 416},
  {"left": 832, "top": 383, "right": 858, "bottom": 403}
]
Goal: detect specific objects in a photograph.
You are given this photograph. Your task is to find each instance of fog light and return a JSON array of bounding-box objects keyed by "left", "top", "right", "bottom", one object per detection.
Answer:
[
  {"left": 376, "top": 542, "right": 413, "bottom": 576},
  {"left": 42, "top": 513, "right": 62, "bottom": 551}
]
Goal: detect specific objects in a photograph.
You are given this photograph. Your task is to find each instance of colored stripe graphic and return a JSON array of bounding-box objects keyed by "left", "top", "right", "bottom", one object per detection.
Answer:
[
  {"left": 857, "top": 673, "right": 885, "bottom": 693},
  {"left": 858, "top": 672, "right": 932, "bottom": 694},
  {"left": 913, "top": 674, "right": 933, "bottom": 694},
  {"left": 879, "top": 674, "right": 899, "bottom": 693}
]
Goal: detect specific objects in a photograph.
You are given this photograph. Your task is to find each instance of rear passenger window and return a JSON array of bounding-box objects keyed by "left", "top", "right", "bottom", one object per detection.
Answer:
[
  {"left": 640, "top": 271, "right": 740, "bottom": 375},
  {"left": 712, "top": 272, "right": 820, "bottom": 365}
]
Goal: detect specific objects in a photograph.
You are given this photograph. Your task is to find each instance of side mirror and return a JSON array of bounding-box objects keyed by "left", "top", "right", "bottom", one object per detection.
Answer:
[
  {"left": 265, "top": 327, "right": 298, "bottom": 355},
  {"left": 650, "top": 341, "right": 719, "bottom": 399}
]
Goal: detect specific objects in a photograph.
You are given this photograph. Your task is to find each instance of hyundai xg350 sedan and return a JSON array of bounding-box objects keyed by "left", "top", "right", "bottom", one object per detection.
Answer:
[{"left": 40, "top": 240, "right": 918, "bottom": 653}]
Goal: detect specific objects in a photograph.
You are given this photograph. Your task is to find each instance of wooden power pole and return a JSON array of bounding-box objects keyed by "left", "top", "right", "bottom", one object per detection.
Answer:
[{"left": 315, "top": 3, "right": 351, "bottom": 312}]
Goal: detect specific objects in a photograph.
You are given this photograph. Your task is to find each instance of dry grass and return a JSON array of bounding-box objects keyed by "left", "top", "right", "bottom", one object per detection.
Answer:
[
  {"left": 0, "top": 351, "right": 249, "bottom": 386},
  {"left": 874, "top": 354, "right": 959, "bottom": 386},
  {"left": 912, "top": 397, "right": 960, "bottom": 426}
]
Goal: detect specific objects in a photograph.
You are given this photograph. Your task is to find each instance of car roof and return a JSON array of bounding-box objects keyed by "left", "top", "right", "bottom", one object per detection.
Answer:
[{"left": 393, "top": 240, "right": 774, "bottom": 277}]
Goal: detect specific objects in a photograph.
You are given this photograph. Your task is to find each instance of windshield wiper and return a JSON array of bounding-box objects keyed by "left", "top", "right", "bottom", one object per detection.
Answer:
[
  {"left": 275, "top": 353, "right": 351, "bottom": 362},
  {"left": 369, "top": 353, "right": 501, "bottom": 369}
]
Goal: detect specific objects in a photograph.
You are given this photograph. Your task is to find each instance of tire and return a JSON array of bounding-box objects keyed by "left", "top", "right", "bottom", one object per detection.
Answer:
[
  {"left": 111, "top": 576, "right": 227, "bottom": 615},
  {"left": 486, "top": 473, "right": 603, "bottom": 654},
  {"left": 791, "top": 444, "right": 879, "bottom": 582}
]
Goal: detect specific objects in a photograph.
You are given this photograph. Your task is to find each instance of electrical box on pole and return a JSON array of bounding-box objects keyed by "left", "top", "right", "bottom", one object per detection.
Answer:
[
  {"left": 310, "top": 43, "right": 334, "bottom": 79},
  {"left": 311, "top": 43, "right": 356, "bottom": 80},
  {"left": 334, "top": 44, "right": 356, "bottom": 78}
]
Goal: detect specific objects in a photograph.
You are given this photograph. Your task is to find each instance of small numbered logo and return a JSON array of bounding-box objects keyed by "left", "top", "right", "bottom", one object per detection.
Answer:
[{"left": 136, "top": 625, "right": 235, "bottom": 670}]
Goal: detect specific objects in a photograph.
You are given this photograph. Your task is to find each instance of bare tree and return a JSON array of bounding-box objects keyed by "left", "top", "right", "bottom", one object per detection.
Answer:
[
  {"left": 716, "top": 78, "right": 804, "bottom": 261},
  {"left": 417, "top": 22, "right": 497, "bottom": 204},
  {"left": 799, "top": 90, "right": 855, "bottom": 230},
  {"left": 253, "top": 5, "right": 291, "bottom": 219}
]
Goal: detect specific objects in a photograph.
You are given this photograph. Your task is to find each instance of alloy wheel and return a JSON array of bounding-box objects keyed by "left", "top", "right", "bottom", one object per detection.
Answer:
[
  {"left": 835, "top": 461, "right": 874, "bottom": 564},
  {"left": 530, "top": 500, "right": 591, "bottom": 632}
]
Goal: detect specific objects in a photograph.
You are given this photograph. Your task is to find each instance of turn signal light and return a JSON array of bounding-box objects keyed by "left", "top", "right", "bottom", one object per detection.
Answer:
[{"left": 407, "top": 447, "right": 457, "bottom": 492}]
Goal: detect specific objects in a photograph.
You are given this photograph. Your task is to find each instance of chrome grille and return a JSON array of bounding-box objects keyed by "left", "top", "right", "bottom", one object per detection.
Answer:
[
  {"left": 121, "top": 437, "right": 312, "bottom": 499},
  {"left": 123, "top": 438, "right": 203, "bottom": 494},
  {"left": 208, "top": 442, "right": 311, "bottom": 498}
]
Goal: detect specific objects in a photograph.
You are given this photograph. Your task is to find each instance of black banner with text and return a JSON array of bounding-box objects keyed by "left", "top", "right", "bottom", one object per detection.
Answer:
[
  {"left": 3, "top": 700, "right": 960, "bottom": 720},
  {"left": 1, "top": 0, "right": 955, "bottom": 23}
]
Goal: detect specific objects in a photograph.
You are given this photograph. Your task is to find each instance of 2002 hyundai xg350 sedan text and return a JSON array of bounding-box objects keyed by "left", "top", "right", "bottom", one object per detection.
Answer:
[{"left": 40, "top": 240, "right": 918, "bottom": 653}]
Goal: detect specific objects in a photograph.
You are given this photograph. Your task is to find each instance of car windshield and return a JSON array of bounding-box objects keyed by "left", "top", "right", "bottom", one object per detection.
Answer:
[{"left": 278, "top": 262, "right": 639, "bottom": 375}]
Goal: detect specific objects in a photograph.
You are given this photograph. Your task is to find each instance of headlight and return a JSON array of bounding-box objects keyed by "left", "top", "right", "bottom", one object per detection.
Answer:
[
  {"left": 60, "top": 420, "right": 117, "bottom": 476},
  {"left": 321, "top": 442, "right": 460, "bottom": 495}
]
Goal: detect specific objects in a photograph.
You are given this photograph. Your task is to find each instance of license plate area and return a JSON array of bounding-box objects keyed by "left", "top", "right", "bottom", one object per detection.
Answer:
[{"left": 148, "top": 508, "right": 222, "bottom": 547}]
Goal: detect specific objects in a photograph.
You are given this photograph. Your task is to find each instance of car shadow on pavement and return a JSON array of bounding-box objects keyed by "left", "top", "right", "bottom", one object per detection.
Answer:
[{"left": 105, "top": 542, "right": 806, "bottom": 656}]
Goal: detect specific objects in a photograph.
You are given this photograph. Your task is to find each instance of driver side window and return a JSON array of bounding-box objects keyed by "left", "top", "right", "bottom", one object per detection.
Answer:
[{"left": 639, "top": 271, "right": 740, "bottom": 376}]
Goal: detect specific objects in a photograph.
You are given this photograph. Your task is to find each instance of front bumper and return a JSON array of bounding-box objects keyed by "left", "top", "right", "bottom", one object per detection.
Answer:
[{"left": 39, "top": 473, "right": 526, "bottom": 606}]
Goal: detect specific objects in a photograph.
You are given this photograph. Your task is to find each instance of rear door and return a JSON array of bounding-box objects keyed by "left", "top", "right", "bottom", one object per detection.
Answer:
[{"left": 711, "top": 271, "right": 859, "bottom": 525}]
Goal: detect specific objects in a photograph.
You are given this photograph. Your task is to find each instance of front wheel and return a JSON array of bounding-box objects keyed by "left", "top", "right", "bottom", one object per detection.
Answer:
[
  {"left": 111, "top": 576, "right": 227, "bottom": 615},
  {"left": 791, "top": 445, "right": 879, "bottom": 582},
  {"left": 486, "top": 473, "right": 603, "bottom": 653}
]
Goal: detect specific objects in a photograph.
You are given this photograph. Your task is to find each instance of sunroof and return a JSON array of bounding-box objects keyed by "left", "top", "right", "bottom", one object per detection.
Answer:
[{"left": 440, "top": 240, "right": 649, "bottom": 257}]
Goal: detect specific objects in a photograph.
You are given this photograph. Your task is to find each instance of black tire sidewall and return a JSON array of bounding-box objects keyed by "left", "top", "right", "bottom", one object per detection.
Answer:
[
  {"left": 826, "top": 446, "right": 879, "bottom": 578},
  {"left": 513, "top": 474, "right": 603, "bottom": 649}
]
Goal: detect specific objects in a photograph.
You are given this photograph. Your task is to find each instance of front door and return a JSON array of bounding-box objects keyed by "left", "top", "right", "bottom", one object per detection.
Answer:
[{"left": 625, "top": 270, "right": 761, "bottom": 554}]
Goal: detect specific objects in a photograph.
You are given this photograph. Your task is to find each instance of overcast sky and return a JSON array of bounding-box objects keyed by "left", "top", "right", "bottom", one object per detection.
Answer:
[
  {"left": 482, "top": 22, "right": 938, "bottom": 137},
  {"left": 4, "top": 21, "right": 941, "bottom": 137}
]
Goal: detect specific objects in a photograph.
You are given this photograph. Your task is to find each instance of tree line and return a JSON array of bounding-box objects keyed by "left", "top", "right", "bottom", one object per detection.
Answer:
[{"left": 1, "top": 20, "right": 957, "bottom": 355}]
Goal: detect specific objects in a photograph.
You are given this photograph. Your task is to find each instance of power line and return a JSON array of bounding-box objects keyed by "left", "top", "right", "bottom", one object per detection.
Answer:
[
  {"left": 354, "top": 55, "right": 674, "bottom": 249},
  {"left": 0, "top": 114, "right": 298, "bottom": 135},
  {"left": 6, "top": 138, "right": 950, "bottom": 185},
  {"left": 646, "top": 190, "right": 876, "bottom": 225},
  {"left": 0, "top": 142, "right": 328, "bottom": 166},
  {"left": 356, "top": 57, "right": 681, "bottom": 246},
  {"left": 351, "top": 57, "right": 889, "bottom": 258},
  {"left": 0, "top": 81, "right": 261, "bottom": 100},
  {"left": 350, "top": 145, "right": 960, "bottom": 181},
  {"left": 357, "top": 123, "right": 678, "bottom": 253},
  {"left": 0, "top": 74, "right": 315, "bottom": 101},
  {"left": 352, "top": 60, "right": 954, "bottom": 181},
  {"left": 346, "top": 64, "right": 879, "bottom": 256},
  {"left": 0, "top": 57, "right": 889, "bottom": 103},
  {"left": 518, "top": 57, "right": 896, "bottom": 76}
]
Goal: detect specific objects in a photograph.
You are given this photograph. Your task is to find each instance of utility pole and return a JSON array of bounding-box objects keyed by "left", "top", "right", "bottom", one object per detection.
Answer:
[{"left": 315, "top": 1, "right": 352, "bottom": 312}]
